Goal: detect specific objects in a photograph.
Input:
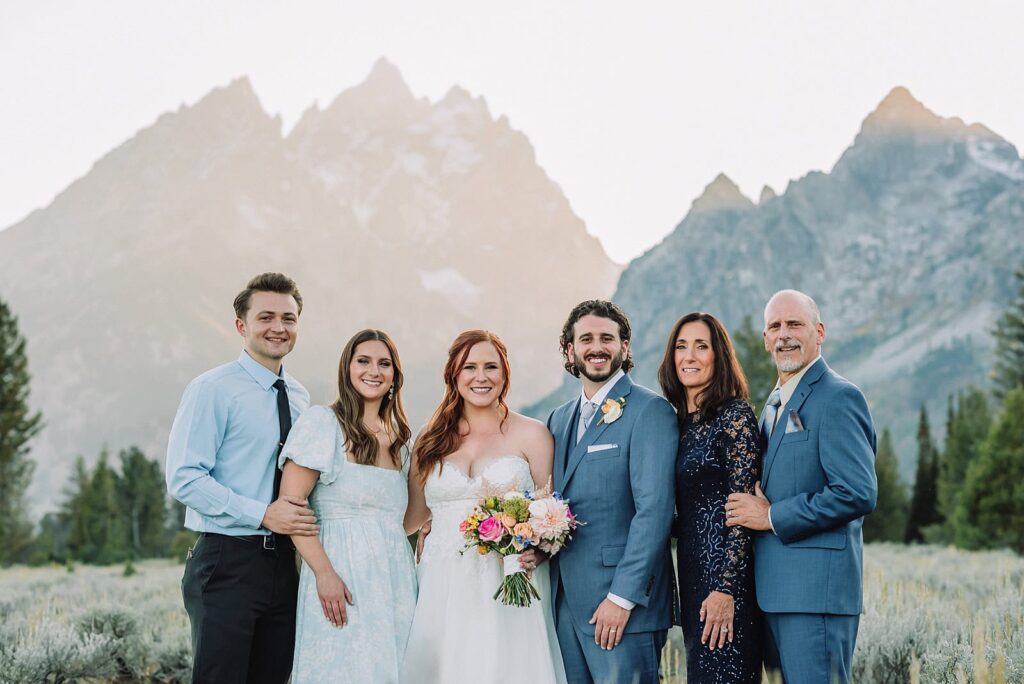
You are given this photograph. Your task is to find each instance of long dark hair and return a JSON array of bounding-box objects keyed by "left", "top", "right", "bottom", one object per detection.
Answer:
[
  {"left": 657, "top": 312, "right": 748, "bottom": 422},
  {"left": 332, "top": 329, "right": 411, "bottom": 468},
  {"left": 414, "top": 330, "right": 511, "bottom": 484}
]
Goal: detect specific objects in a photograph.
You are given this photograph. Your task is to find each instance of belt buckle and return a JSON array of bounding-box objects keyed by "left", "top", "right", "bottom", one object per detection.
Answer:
[{"left": 262, "top": 534, "right": 276, "bottom": 551}]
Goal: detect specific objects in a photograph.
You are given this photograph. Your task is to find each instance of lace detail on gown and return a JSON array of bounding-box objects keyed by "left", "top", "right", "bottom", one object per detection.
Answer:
[{"left": 401, "top": 456, "right": 567, "bottom": 684}]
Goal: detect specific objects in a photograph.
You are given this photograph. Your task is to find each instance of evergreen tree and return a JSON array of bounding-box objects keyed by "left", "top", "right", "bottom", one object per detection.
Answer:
[
  {"left": 62, "top": 456, "right": 94, "bottom": 561},
  {"left": 992, "top": 266, "right": 1024, "bottom": 399},
  {"left": 117, "top": 446, "right": 167, "bottom": 557},
  {"left": 937, "top": 388, "right": 990, "bottom": 522},
  {"left": 87, "top": 449, "right": 129, "bottom": 564},
  {"left": 863, "top": 428, "right": 908, "bottom": 543},
  {"left": 732, "top": 315, "right": 777, "bottom": 406},
  {"left": 953, "top": 387, "right": 1024, "bottom": 552},
  {"left": 905, "top": 406, "right": 942, "bottom": 543},
  {"left": 0, "top": 298, "right": 43, "bottom": 565}
]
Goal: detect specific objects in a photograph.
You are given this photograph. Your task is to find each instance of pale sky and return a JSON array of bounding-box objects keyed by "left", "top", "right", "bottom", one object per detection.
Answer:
[{"left": 2, "top": 1, "right": 1022, "bottom": 262}]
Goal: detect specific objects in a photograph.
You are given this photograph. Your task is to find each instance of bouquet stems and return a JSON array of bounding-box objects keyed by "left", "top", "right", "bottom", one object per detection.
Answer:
[{"left": 493, "top": 570, "right": 542, "bottom": 607}]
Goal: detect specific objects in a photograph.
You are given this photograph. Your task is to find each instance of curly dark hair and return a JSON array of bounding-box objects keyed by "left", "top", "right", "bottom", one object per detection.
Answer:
[{"left": 558, "top": 300, "right": 634, "bottom": 377}]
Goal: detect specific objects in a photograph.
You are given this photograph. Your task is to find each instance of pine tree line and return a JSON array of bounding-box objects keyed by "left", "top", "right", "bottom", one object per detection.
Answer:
[{"left": 875, "top": 266, "right": 1024, "bottom": 552}]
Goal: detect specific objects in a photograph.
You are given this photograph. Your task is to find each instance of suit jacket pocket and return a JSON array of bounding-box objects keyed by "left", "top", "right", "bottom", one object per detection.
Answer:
[
  {"left": 587, "top": 445, "right": 620, "bottom": 461},
  {"left": 785, "top": 530, "right": 846, "bottom": 550},
  {"left": 780, "top": 430, "right": 811, "bottom": 444},
  {"left": 601, "top": 544, "right": 626, "bottom": 566}
]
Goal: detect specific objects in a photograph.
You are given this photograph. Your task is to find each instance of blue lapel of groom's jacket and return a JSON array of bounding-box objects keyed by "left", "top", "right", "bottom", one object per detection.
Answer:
[
  {"left": 761, "top": 357, "right": 827, "bottom": 488},
  {"left": 553, "top": 397, "right": 580, "bottom": 490},
  {"left": 562, "top": 374, "right": 634, "bottom": 488}
]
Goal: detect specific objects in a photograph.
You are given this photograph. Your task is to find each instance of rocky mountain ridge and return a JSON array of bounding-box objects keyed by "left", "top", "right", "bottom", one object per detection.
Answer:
[{"left": 0, "top": 58, "right": 620, "bottom": 511}]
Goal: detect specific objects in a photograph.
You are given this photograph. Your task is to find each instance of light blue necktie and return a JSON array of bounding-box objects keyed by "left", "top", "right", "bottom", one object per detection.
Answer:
[
  {"left": 761, "top": 388, "right": 783, "bottom": 442},
  {"left": 576, "top": 401, "right": 597, "bottom": 444}
]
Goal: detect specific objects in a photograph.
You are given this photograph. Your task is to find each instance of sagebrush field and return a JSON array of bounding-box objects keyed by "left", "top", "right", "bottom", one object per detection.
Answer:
[{"left": 1, "top": 544, "right": 1020, "bottom": 683}]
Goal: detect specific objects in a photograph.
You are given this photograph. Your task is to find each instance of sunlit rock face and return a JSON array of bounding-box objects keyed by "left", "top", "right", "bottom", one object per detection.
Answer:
[
  {"left": 530, "top": 87, "right": 1024, "bottom": 469},
  {"left": 0, "top": 58, "right": 619, "bottom": 510}
]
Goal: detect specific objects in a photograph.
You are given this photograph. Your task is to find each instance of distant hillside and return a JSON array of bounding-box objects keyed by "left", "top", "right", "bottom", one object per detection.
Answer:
[{"left": 528, "top": 87, "right": 1023, "bottom": 474}]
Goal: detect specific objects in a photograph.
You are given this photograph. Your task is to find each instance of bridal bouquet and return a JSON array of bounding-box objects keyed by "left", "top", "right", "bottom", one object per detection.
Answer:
[{"left": 459, "top": 486, "right": 582, "bottom": 607}]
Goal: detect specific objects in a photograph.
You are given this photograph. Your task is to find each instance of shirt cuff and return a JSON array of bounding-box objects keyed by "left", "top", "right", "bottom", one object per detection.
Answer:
[
  {"left": 607, "top": 592, "right": 635, "bottom": 610},
  {"left": 767, "top": 505, "right": 777, "bottom": 535}
]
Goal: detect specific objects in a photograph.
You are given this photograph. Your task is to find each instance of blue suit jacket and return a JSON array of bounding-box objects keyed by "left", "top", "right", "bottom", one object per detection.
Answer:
[
  {"left": 546, "top": 374, "right": 678, "bottom": 635},
  {"left": 755, "top": 358, "right": 877, "bottom": 616}
]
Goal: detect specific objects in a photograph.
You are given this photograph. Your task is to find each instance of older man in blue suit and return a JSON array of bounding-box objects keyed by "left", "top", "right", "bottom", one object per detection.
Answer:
[
  {"left": 541, "top": 300, "right": 678, "bottom": 684},
  {"left": 726, "top": 290, "right": 877, "bottom": 683}
]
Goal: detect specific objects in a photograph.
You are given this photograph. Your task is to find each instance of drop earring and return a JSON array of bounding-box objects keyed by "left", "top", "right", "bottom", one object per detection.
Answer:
[{"left": 388, "top": 384, "right": 395, "bottom": 400}]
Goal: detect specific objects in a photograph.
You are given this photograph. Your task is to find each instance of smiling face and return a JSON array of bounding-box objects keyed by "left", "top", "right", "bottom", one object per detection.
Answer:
[
  {"left": 456, "top": 341, "right": 506, "bottom": 409},
  {"left": 674, "top": 320, "right": 716, "bottom": 409},
  {"left": 235, "top": 291, "right": 299, "bottom": 372},
  {"left": 567, "top": 314, "right": 629, "bottom": 386},
  {"left": 763, "top": 291, "right": 825, "bottom": 383},
  {"left": 348, "top": 340, "right": 394, "bottom": 402}
]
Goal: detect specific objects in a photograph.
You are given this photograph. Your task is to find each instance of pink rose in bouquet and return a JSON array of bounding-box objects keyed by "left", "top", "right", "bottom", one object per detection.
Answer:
[{"left": 477, "top": 516, "right": 505, "bottom": 542}]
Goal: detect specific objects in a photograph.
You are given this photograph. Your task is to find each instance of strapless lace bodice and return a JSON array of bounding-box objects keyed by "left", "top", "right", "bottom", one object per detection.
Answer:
[{"left": 423, "top": 455, "right": 535, "bottom": 559}]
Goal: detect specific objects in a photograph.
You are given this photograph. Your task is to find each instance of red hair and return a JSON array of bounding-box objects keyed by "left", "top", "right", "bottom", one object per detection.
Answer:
[{"left": 414, "top": 330, "right": 511, "bottom": 484}]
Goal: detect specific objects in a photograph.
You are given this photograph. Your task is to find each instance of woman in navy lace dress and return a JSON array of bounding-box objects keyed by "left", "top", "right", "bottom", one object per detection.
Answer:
[{"left": 658, "top": 312, "right": 762, "bottom": 683}]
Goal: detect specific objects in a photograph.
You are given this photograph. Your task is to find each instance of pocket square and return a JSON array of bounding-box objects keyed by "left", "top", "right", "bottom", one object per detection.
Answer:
[
  {"left": 587, "top": 443, "right": 618, "bottom": 453},
  {"left": 785, "top": 410, "right": 805, "bottom": 433}
]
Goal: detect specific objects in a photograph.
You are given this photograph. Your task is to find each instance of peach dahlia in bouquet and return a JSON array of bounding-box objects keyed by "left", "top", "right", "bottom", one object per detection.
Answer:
[{"left": 459, "top": 484, "right": 582, "bottom": 607}]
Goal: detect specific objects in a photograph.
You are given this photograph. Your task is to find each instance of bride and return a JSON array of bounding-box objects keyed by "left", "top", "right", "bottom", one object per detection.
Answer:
[{"left": 402, "top": 330, "right": 567, "bottom": 683}]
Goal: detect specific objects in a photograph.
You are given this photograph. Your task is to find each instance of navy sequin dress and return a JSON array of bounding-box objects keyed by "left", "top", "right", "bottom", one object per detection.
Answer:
[{"left": 675, "top": 398, "right": 763, "bottom": 683}]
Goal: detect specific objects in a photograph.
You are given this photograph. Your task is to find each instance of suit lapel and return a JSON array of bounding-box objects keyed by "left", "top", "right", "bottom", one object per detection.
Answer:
[
  {"left": 761, "top": 358, "right": 827, "bottom": 488},
  {"left": 553, "top": 399, "right": 580, "bottom": 490},
  {"left": 563, "top": 375, "right": 633, "bottom": 488}
]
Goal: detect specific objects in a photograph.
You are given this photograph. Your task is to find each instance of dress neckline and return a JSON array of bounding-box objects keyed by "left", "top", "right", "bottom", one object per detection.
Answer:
[{"left": 440, "top": 454, "right": 528, "bottom": 481}]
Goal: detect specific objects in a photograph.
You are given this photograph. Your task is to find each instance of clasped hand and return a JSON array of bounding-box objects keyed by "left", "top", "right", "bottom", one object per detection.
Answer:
[
  {"left": 262, "top": 495, "right": 319, "bottom": 535},
  {"left": 724, "top": 483, "right": 771, "bottom": 531}
]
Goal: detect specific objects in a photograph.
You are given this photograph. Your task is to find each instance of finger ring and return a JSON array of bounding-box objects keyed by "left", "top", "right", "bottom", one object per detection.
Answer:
[
  {"left": 609, "top": 628, "right": 617, "bottom": 633},
  {"left": 723, "top": 626, "right": 729, "bottom": 632}
]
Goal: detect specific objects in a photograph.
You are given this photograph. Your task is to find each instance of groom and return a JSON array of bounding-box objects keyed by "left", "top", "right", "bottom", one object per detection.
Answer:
[{"left": 543, "top": 300, "right": 678, "bottom": 684}]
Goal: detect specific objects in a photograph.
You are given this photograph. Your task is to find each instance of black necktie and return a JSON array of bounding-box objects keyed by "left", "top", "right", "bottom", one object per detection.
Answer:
[{"left": 273, "top": 378, "right": 293, "bottom": 500}]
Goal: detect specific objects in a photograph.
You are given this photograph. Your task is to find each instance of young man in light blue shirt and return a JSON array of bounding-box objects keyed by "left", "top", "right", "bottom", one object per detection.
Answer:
[{"left": 167, "top": 272, "right": 317, "bottom": 684}]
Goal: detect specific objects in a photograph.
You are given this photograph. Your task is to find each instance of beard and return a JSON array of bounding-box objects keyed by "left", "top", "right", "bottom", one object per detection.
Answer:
[
  {"left": 774, "top": 341, "right": 806, "bottom": 373},
  {"left": 574, "top": 350, "right": 625, "bottom": 383}
]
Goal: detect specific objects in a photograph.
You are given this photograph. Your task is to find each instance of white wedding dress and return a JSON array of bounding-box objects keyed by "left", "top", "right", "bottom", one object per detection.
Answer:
[{"left": 401, "top": 455, "right": 567, "bottom": 684}]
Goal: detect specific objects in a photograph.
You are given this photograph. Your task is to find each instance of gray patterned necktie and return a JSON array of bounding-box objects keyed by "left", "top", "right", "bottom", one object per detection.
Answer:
[
  {"left": 761, "top": 388, "right": 783, "bottom": 441},
  {"left": 576, "top": 401, "right": 597, "bottom": 444}
]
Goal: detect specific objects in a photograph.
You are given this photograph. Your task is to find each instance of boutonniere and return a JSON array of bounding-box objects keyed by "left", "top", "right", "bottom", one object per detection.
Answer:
[{"left": 597, "top": 397, "right": 626, "bottom": 425}]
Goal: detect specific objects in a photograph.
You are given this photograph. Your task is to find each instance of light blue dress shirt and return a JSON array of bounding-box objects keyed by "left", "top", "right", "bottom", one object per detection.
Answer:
[{"left": 166, "top": 350, "right": 310, "bottom": 536}]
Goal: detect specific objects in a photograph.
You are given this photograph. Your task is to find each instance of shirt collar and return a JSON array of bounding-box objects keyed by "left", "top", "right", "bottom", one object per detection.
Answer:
[
  {"left": 580, "top": 367, "right": 626, "bottom": 409},
  {"left": 237, "top": 350, "right": 284, "bottom": 391},
  {"left": 773, "top": 354, "right": 822, "bottom": 408}
]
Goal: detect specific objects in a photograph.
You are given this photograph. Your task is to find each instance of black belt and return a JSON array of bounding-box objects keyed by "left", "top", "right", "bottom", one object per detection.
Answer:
[{"left": 201, "top": 532, "right": 293, "bottom": 551}]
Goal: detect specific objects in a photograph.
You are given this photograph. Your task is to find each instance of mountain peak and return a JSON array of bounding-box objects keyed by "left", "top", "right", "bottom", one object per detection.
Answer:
[
  {"left": 366, "top": 56, "right": 406, "bottom": 88},
  {"left": 189, "top": 76, "right": 264, "bottom": 117},
  {"left": 690, "top": 173, "right": 754, "bottom": 214},
  {"left": 860, "top": 86, "right": 963, "bottom": 138},
  {"left": 759, "top": 185, "right": 777, "bottom": 203}
]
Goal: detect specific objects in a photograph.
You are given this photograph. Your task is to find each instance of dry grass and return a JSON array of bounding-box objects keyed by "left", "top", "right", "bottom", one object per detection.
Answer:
[{"left": 1, "top": 545, "right": 1021, "bottom": 682}]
